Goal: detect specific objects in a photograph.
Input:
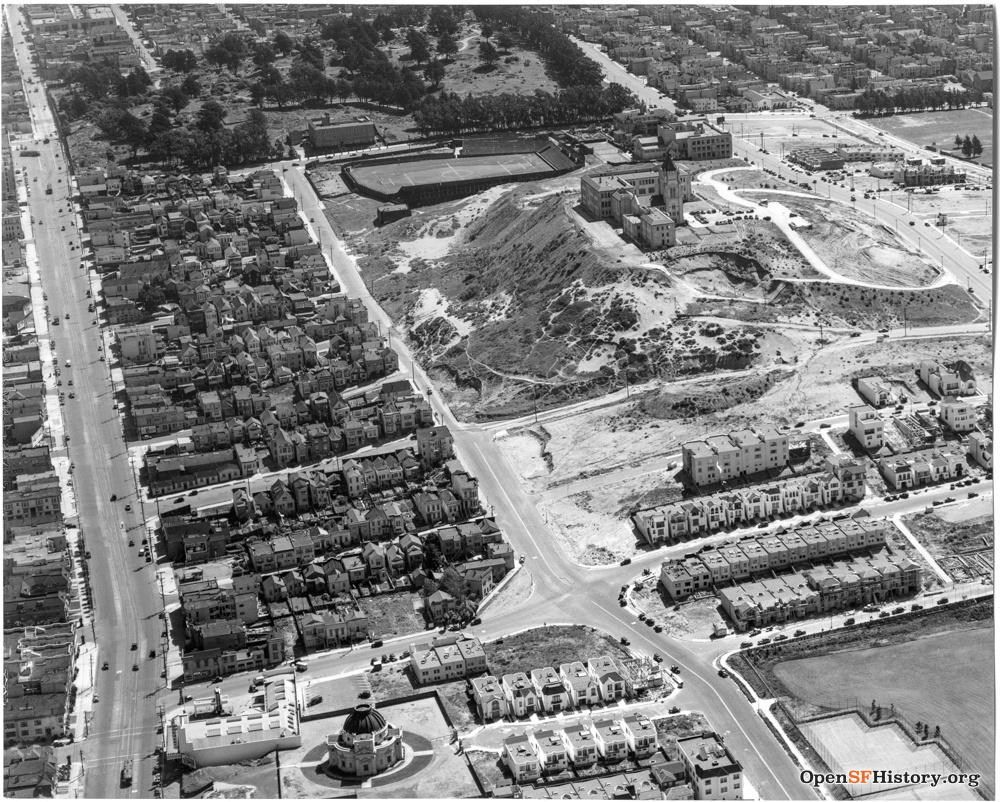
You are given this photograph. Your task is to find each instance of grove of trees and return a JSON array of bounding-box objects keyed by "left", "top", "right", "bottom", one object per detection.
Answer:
[{"left": 854, "top": 84, "right": 978, "bottom": 116}]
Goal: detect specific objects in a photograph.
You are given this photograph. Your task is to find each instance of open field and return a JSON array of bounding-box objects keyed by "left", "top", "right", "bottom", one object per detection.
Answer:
[
  {"left": 349, "top": 151, "right": 557, "bottom": 196},
  {"left": 774, "top": 625, "right": 994, "bottom": 780},
  {"left": 867, "top": 108, "right": 994, "bottom": 167}
]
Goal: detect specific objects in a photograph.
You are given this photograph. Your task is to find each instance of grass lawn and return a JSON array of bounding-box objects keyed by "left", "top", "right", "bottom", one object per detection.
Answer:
[
  {"left": 867, "top": 108, "right": 994, "bottom": 167},
  {"left": 486, "top": 625, "right": 630, "bottom": 677},
  {"left": 358, "top": 592, "right": 427, "bottom": 638},
  {"left": 772, "top": 624, "right": 994, "bottom": 779}
]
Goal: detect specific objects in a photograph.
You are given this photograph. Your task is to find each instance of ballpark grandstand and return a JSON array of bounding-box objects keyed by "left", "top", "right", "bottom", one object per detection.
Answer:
[{"left": 343, "top": 138, "right": 580, "bottom": 207}]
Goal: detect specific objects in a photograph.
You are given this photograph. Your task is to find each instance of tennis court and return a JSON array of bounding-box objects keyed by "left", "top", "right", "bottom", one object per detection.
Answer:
[
  {"left": 350, "top": 152, "right": 555, "bottom": 195},
  {"left": 801, "top": 714, "right": 976, "bottom": 798}
]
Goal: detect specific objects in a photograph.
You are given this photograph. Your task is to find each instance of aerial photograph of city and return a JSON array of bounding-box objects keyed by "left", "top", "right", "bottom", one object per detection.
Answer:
[{"left": 0, "top": 2, "right": 994, "bottom": 799}]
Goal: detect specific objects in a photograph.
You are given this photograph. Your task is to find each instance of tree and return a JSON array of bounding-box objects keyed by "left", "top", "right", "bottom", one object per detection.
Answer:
[
  {"left": 296, "top": 37, "right": 325, "bottom": 71},
  {"left": 496, "top": 32, "right": 514, "bottom": 53},
  {"left": 955, "top": 134, "right": 964, "bottom": 148},
  {"left": 181, "top": 73, "right": 201, "bottom": 97},
  {"left": 159, "top": 85, "right": 189, "bottom": 112},
  {"left": 971, "top": 134, "right": 983, "bottom": 156},
  {"left": 146, "top": 103, "right": 173, "bottom": 142},
  {"left": 196, "top": 99, "right": 227, "bottom": 132},
  {"left": 406, "top": 28, "right": 430, "bottom": 64},
  {"left": 962, "top": 135, "right": 973, "bottom": 157},
  {"left": 162, "top": 48, "right": 198, "bottom": 72},
  {"left": 252, "top": 42, "right": 276, "bottom": 69},
  {"left": 423, "top": 59, "right": 445, "bottom": 89},
  {"left": 480, "top": 23, "right": 494, "bottom": 40},
  {"left": 436, "top": 32, "right": 459, "bottom": 62},
  {"left": 273, "top": 30, "right": 294, "bottom": 56},
  {"left": 427, "top": 6, "right": 459, "bottom": 38},
  {"left": 116, "top": 112, "right": 147, "bottom": 156},
  {"left": 478, "top": 39, "right": 498, "bottom": 68},
  {"left": 249, "top": 81, "right": 266, "bottom": 107}
]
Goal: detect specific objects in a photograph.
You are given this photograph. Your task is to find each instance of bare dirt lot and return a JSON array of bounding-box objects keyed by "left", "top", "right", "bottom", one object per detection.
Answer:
[
  {"left": 745, "top": 194, "right": 942, "bottom": 288},
  {"left": 903, "top": 508, "right": 994, "bottom": 582},
  {"left": 729, "top": 115, "right": 867, "bottom": 151},
  {"left": 485, "top": 625, "right": 630, "bottom": 677}
]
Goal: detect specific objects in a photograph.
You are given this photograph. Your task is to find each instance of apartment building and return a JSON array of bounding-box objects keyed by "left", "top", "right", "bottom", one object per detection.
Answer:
[
  {"left": 682, "top": 427, "right": 789, "bottom": 487},
  {"left": 675, "top": 734, "right": 743, "bottom": 799},
  {"left": 892, "top": 164, "right": 967, "bottom": 187},
  {"left": 660, "top": 518, "right": 890, "bottom": 601},
  {"left": 938, "top": 398, "right": 977, "bottom": 433},
  {"left": 409, "top": 635, "right": 488, "bottom": 685},
  {"left": 848, "top": 405, "right": 884, "bottom": 450}
]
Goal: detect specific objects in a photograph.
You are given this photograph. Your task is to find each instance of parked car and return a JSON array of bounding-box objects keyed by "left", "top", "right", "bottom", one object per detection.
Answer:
[{"left": 718, "top": 668, "right": 730, "bottom": 678}]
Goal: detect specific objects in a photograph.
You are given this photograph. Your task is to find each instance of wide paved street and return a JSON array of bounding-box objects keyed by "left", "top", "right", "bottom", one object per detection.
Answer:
[{"left": 5, "top": 6, "right": 167, "bottom": 797}]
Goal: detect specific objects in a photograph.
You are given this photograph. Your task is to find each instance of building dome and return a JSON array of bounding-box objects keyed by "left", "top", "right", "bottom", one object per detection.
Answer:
[{"left": 342, "top": 704, "right": 387, "bottom": 736}]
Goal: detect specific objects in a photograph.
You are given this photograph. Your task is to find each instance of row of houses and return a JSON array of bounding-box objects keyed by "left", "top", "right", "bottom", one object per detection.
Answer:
[
  {"left": 877, "top": 443, "right": 969, "bottom": 490},
  {"left": 634, "top": 456, "right": 867, "bottom": 544},
  {"left": 470, "top": 654, "right": 665, "bottom": 725},
  {"left": 503, "top": 724, "right": 743, "bottom": 802},
  {"left": 659, "top": 517, "right": 890, "bottom": 601},
  {"left": 719, "top": 550, "right": 922, "bottom": 631},
  {"left": 3, "top": 321, "right": 80, "bottom": 750}
]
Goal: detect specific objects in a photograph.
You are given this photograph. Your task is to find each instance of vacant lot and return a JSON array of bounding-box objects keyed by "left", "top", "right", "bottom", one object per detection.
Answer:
[
  {"left": 757, "top": 194, "right": 941, "bottom": 288},
  {"left": 486, "top": 625, "right": 629, "bottom": 676},
  {"left": 729, "top": 115, "right": 867, "bottom": 151},
  {"left": 868, "top": 108, "right": 994, "bottom": 167},
  {"left": 349, "top": 151, "right": 557, "bottom": 196},
  {"left": 358, "top": 593, "right": 426, "bottom": 638},
  {"left": 774, "top": 625, "right": 994, "bottom": 780}
]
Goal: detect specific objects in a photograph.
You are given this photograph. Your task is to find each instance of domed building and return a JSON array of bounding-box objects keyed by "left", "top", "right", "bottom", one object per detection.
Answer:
[{"left": 327, "top": 704, "right": 404, "bottom": 777}]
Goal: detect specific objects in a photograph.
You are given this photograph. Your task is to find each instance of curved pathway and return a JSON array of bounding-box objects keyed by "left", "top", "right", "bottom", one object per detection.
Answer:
[{"left": 696, "top": 168, "right": 955, "bottom": 292}]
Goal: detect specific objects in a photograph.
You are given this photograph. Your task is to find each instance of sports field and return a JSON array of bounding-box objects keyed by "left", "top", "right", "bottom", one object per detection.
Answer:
[
  {"left": 867, "top": 108, "right": 994, "bottom": 166},
  {"left": 350, "top": 152, "right": 555, "bottom": 195},
  {"left": 801, "top": 715, "right": 978, "bottom": 799},
  {"left": 774, "top": 625, "right": 994, "bottom": 779}
]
